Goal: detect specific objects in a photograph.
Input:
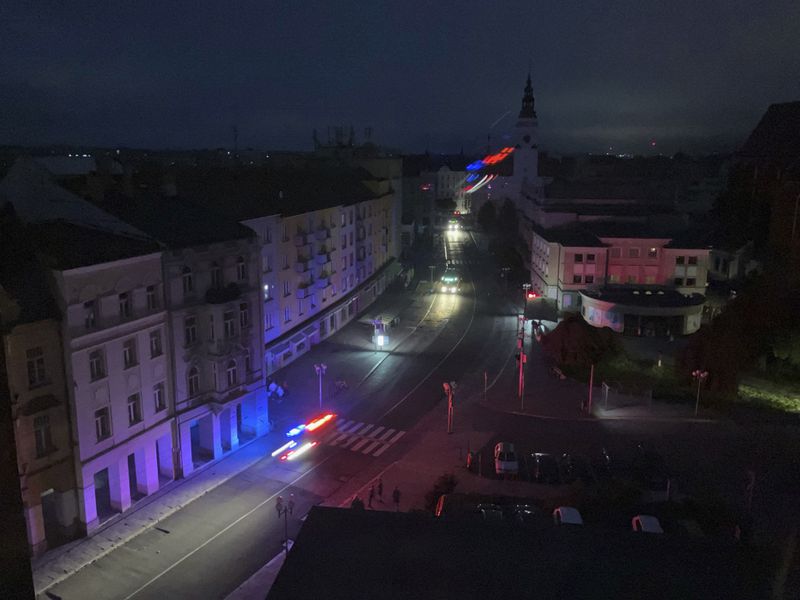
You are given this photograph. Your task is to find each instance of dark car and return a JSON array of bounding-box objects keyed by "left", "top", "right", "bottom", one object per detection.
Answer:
[
  {"left": 591, "top": 447, "right": 613, "bottom": 481},
  {"left": 508, "top": 504, "right": 540, "bottom": 525},
  {"left": 532, "top": 453, "right": 560, "bottom": 484},
  {"left": 558, "top": 454, "right": 596, "bottom": 485}
]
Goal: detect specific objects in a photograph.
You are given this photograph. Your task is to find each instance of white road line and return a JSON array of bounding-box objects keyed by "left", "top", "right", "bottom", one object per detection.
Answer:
[
  {"left": 355, "top": 424, "right": 374, "bottom": 436},
  {"left": 330, "top": 433, "right": 350, "bottom": 446},
  {"left": 321, "top": 430, "right": 342, "bottom": 443},
  {"left": 361, "top": 440, "right": 382, "bottom": 454},
  {"left": 349, "top": 438, "right": 372, "bottom": 452},
  {"left": 369, "top": 426, "right": 385, "bottom": 438},
  {"left": 344, "top": 421, "right": 363, "bottom": 433},
  {"left": 336, "top": 419, "right": 354, "bottom": 431},
  {"left": 378, "top": 428, "right": 396, "bottom": 441},
  {"left": 372, "top": 443, "right": 391, "bottom": 457},
  {"left": 387, "top": 431, "right": 405, "bottom": 444},
  {"left": 338, "top": 436, "right": 362, "bottom": 449}
]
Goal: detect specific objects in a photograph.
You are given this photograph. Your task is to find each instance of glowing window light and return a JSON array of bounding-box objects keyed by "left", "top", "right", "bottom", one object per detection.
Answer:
[
  {"left": 306, "top": 413, "right": 335, "bottom": 432},
  {"left": 271, "top": 440, "right": 297, "bottom": 457},
  {"left": 286, "top": 423, "right": 307, "bottom": 437}
]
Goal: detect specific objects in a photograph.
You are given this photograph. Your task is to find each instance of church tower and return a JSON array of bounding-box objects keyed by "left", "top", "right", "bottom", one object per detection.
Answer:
[{"left": 512, "top": 72, "right": 540, "bottom": 197}]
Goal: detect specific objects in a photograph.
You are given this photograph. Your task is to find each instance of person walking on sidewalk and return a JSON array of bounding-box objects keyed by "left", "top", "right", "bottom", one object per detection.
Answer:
[
  {"left": 368, "top": 485, "right": 375, "bottom": 508},
  {"left": 392, "top": 486, "right": 401, "bottom": 512},
  {"left": 288, "top": 493, "right": 295, "bottom": 516},
  {"left": 377, "top": 478, "right": 384, "bottom": 503},
  {"left": 276, "top": 496, "right": 284, "bottom": 518}
]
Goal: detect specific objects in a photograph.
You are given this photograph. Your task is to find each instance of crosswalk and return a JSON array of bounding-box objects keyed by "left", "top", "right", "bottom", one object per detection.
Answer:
[{"left": 320, "top": 419, "right": 406, "bottom": 458}]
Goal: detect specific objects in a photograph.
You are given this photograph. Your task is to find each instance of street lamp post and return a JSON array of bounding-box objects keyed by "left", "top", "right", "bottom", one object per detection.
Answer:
[
  {"left": 522, "top": 283, "right": 531, "bottom": 316},
  {"left": 428, "top": 265, "right": 436, "bottom": 288},
  {"left": 443, "top": 381, "right": 456, "bottom": 434},
  {"left": 314, "top": 363, "right": 327, "bottom": 410},
  {"left": 692, "top": 369, "right": 709, "bottom": 417},
  {"left": 276, "top": 496, "right": 290, "bottom": 558}
]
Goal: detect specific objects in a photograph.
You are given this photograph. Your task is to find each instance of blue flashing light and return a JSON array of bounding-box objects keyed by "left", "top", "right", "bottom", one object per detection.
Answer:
[
  {"left": 286, "top": 423, "right": 307, "bottom": 437},
  {"left": 466, "top": 161, "right": 484, "bottom": 171},
  {"left": 465, "top": 174, "right": 478, "bottom": 182}
]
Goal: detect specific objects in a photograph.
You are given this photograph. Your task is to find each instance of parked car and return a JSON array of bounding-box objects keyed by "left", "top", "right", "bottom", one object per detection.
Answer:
[
  {"left": 553, "top": 506, "right": 583, "bottom": 526},
  {"left": 632, "top": 515, "right": 664, "bottom": 533},
  {"left": 477, "top": 503, "right": 503, "bottom": 522},
  {"left": 531, "top": 453, "right": 560, "bottom": 484},
  {"left": 494, "top": 442, "right": 519, "bottom": 477},
  {"left": 509, "top": 504, "right": 539, "bottom": 525},
  {"left": 558, "top": 453, "right": 596, "bottom": 485}
]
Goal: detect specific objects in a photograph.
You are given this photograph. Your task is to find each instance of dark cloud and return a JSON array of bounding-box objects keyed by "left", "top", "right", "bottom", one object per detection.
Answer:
[{"left": 1, "top": 1, "right": 799, "bottom": 154}]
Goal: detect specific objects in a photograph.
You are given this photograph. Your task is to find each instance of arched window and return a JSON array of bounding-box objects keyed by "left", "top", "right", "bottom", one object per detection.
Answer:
[
  {"left": 226, "top": 360, "right": 237, "bottom": 387},
  {"left": 236, "top": 256, "right": 247, "bottom": 281},
  {"left": 210, "top": 262, "right": 222, "bottom": 288},
  {"left": 188, "top": 366, "right": 200, "bottom": 396},
  {"left": 182, "top": 266, "right": 194, "bottom": 294},
  {"left": 244, "top": 349, "right": 252, "bottom": 373}
]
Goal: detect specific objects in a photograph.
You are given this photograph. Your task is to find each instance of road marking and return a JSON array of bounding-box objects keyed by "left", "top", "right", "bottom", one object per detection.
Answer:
[
  {"left": 120, "top": 451, "right": 333, "bottom": 600},
  {"left": 330, "top": 433, "right": 350, "bottom": 446},
  {"left": 388, "top": 431, "right": 405, "bottom": 444},
  {"left": 336, "top": 419, "right": 354, "bottom": 431},
  {"left": 369, "top": 426, "right": 385, "bottom": 438},
  {"left": 355, "top": 424, "right": 374, "bottom": 436},
  {"left": 343, "top": 421, "right": 363, "bottom": 433},
  {"left": 372, "top": 443, "right": 391, "bottom": 457},
  {"left": 378, "top": 428, "right": 396, "bottom": 441},
  {"left": 361, "top": 440, "right": 382, "bottom": 454},
  {"left": 338, "top": 436, "right": 361, "bottom": 449},
  {"left": 349, "top": 438, "right": 373, "bottom": 452}
]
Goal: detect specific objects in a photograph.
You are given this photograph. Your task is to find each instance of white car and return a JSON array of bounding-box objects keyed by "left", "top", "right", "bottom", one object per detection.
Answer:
[
  {"left": 553, "top": 506, "right": 583, "bottom": 526},
  {"left": 631, "top": 515, "right": 664, "bottom": 533},
  {"left": 494, "top": 442, "right": 519, "bottom": 477}
]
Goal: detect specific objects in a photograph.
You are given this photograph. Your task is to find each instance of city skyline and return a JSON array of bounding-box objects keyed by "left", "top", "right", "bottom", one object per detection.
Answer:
[{"left": 2, "top": 1, "right": 799, "bottom": 155}]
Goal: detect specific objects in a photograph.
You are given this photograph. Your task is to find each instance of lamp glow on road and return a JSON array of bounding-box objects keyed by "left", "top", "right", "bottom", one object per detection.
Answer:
[
  {"left": 271, "top": 440, "right": 297, "bottom": 457},
  {"left": 377, "top": 335, "right": 385, "bottom": 347}
]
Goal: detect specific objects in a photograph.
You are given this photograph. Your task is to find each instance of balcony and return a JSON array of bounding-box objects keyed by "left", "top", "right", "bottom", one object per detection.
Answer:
[
  {"left": 296, "top": 285, "right": 311, "bottom": 299},
  {"left": 205, "top": 283, "right": 241, "bottom": 305},
  {"left": 315, "top": 252, "right": 331, "bottom": 265},
  {"left": 316, "top": 273, "right": 330, "bottom": 288},
  {"left": 295, "top": 257, "right": 313, "bottom": 272},
  {"left": 315, "top": 227, "right": 330, "bottom": 241},
  {"left": 294, "top": 233, "right": 308, "bottom": 247}
]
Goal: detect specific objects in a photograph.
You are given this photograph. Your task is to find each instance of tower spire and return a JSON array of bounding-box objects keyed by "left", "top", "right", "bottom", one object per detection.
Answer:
[{"left": 519, "top": 71, "right": 537, "bottom": 120}]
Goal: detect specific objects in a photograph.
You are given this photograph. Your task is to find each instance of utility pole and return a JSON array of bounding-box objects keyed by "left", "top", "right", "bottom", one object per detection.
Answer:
[
  {"left": 314, "top": 363, "right": 327, "bottom": 410},
  {"left": 587, "top": 363, "right": 594, "bottom": 414},
  {"left": 522, "top": 283, "right": 531, "bottom": 317},
  {"left": 517, "top": 316, "right": 527, "bottom": 408},
  {"left": 692, "top": 369, "right": 709, "bottom": 417},
  {"left": 428, "top": 265, "right": 436, "bottom": 290}
]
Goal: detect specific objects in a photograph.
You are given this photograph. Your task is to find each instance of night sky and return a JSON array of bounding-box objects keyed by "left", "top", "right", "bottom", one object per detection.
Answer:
[{"left": 2, "top": 1, "right": 799, "bottom": 155}]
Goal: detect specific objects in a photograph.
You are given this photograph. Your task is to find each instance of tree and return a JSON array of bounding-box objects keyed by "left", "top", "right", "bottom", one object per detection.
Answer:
[
  {"left": 476, "top": 200, "right": 496, "bottom": 232},
  {"left": 498, "top": 199, "right": 518, "bottom": 234},
  {"left": 541, "top": 314, "right": 621, "bottom": 369}
]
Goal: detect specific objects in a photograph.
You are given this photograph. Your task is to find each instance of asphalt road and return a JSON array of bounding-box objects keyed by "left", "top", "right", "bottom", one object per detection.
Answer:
[{"left": 42, "top": 228, "right": 800, "bottom": 599}]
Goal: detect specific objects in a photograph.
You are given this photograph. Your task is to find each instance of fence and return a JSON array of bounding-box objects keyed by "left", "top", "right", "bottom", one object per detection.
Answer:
[{"left": 600, "top": 381, "right": 652, "bottom": 410}]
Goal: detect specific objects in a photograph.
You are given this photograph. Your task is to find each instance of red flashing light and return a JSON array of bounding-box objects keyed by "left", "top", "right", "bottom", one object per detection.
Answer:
[
  {"left": 306, "top": 413, "right": 335, "bottom": 432},
  {"left": 527, "top": 291, "right": 538, "bottom": 300}
]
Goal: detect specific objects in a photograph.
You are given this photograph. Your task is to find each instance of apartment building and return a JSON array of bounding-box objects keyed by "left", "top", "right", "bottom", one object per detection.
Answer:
[{"left": 1, "top": 250, "right": 77, "bottom": 555}]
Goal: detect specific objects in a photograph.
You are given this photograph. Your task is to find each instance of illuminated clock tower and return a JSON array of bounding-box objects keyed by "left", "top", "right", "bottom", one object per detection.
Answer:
[{"left": 512, "top": 72, "right": 540, "bottom": 197}]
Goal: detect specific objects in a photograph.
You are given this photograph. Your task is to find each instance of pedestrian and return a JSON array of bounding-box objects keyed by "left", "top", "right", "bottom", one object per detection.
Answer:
[
  {"left": 377, "top": 478, "right": 384, "bottom": 503},
  {"left": 288, "top": 493, "right": 295, "bottom": 516},
  {"left": 276, "top": 496, "right": 284, "bottom": 517},
  {"left": 392, "top": 486, "right": 401, "bottom": 512},
  {"left": 368, "top": 485, "right": 375, "bottom": 508}
]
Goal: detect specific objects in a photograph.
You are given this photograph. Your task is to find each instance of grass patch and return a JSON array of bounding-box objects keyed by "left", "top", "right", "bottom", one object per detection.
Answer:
[{"left": 736, "top": 383, "right": 800, "bottom": 413}]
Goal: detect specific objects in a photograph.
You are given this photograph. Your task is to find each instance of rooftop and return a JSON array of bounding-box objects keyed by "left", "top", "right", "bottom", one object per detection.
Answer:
[
  {"left": 738, "top": 101, "right": 800, "bottom": 165},
  {"left": 267, "top": 506, "right": 768, "bottom": 600}
]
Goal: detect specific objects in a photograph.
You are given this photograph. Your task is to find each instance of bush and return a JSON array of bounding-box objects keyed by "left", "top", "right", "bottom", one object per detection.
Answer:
[{"left": 424, "top": 472, "right": 458, "bottom": 513}]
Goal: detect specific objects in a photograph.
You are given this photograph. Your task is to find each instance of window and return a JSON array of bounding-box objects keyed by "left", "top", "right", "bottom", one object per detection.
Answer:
[
  {"left": 184, "top": 316, "right": 197, "bottom": 345},
  {"left": 154, "top": 383, "right": 166, "bottom": 412},
  {"left": 210, "top": 262, "right": 222, "bottom": 288},
  {"left": 688, "top": 256, "right": 698, "bottom": 265},
  {"left": 331, "top": 283, "right": 337, "bottom": 296},
  {"left": 609, "top": 274, "right": 620, "bottom": 283},
  {"left": 89, "top": 349, "right": 106, "bottom": 381},
  {"left": 628, "top": 248, "right": 640, "bottom": 259},
  {"left": 349, "top": 253, "right": 354, "bottom": 266},
  {"left": 263, "top": 284, "right": 272, "bottom": 301},
  {"left": 84, "top": 300, "right": 96, "bottom": 329},
  {"left": 341, "top": 234, "right": 347, "bottom": 249},
  {"left": 282, "top": 224, "right": 288, "bottom": 242},
  {"left": 574, "top": 254, "right": 583, "bottom": 263},
  {"left": 123, "top": 339, "right": 138, "bottom": 369},
  {"left": 209, "top": 314, "right": 215, "bottom": 341},
  {"left": 212, "top": 363, "right": 218, "bottom": 389},
  {"left": 283, "top": 255, "right": 289, "bottom": 270},
  {"left": 645, "top": 276, "right": 656, "bottom": 284},
  {"left": 182, "top": 267, "right": 194, "bottom": 294},
  {"left": 675, "top": 256, "right": 685, "bottom": 265},
  {"left": 26, "top": 347, "right": 46, "bottom": 388},
  {"left": 284, "top": 307, "right": 291, "bottom": 323},
  {"left": 244, "top": 351, "right": 252, "bottom": 373},
  {"left": 264, "top": 254, "right": 272, "bottom": 273},
  {"left": 146, "top": 285, "right": 158, "bottom": 310},
  {"left": 95, "top": 407, "right": 111, "bottom": 442},
  {"left": 349, "top": 210, "right": 353, "bottom": 225},
  {"left": 586, "top": 254, "right": 596, "bottom": 263},
  {"left": 239, "top": 302, "right": 249, "bottom": 328},
  {"left": 349, "top": 232, "right": 353, "bottom": 245},
  {"left": 686, "top": 278, "right": 697, "bottom": 286},
  {"left": 283, "top": 281, "right": 290, "bottom": 297},
  {"left": 585, "top": 275, "right": 594, "bottom": 284},
  {"left": 573, "top": 275, "right": 582, "bottom": 283},
  {"left": 266, "top": 312, "right": 274, "bottom": 330},
  {"left": 298, "top": 300, "right": 304, "bottom": 315},
  {"left": 341, "top": 212, "right": 346, "bottom": 226},
  {"left": 610, "top": 248, "right": 621, "bottom": 259},
  {"left": 236, "top": 256, "right": 247, "bottom": 281},
  {"left": 188, "top": 367, "right": 200, "bottom": 396},
  {"left": 626, "top": 275, "right": 637, "bottom": 283},
  {"left": 674, "top": 277, "right": 684, "bottom": 286},
  {"left": 119, "top": 293, "right": 132, "bottom": 319},
  {"left": 224, "top": 311, "right": 236, "bottom": 338},
  {"left": 648, "top": 247, "right": 658, "bottom": 258},
  {"left": 34, "top": 415, "right": 53, "bottom": 458},
  {"left": 127, "top": 393, "right": 142, "bottom": 425},
  {"left": 226, "top": 360, "right": 238, "bottom": 387},
  {"left": 342, "top": 257, "right": 347, "bottom": 270},
  {"left": 265, "top": 228, "right": 272, "bottom": 244}
]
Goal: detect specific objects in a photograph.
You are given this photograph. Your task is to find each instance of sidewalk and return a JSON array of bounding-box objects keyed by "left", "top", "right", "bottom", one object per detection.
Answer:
[{"left": 32, "top": 284, "right": 424, "bottom": 596}]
